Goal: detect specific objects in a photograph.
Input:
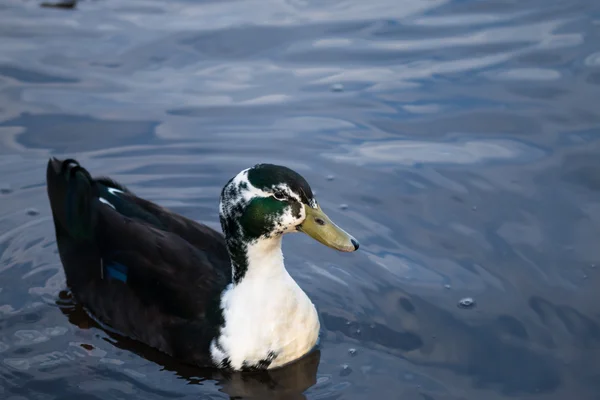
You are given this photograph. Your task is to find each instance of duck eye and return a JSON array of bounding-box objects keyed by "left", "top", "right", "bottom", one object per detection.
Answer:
[{"left": 273, "top": 191, "right": 286, "bottom": 201}]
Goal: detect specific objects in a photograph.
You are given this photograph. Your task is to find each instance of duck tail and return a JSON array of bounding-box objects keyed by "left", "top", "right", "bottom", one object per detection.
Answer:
[{"left": 46, "top": 157, "right": 98, "bottom": 242}]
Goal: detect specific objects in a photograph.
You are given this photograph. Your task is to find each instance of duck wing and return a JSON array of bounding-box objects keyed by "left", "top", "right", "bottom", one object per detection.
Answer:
[
  {"left": 46, "top": 158, "right": 232, "bottom": 363},
  {"left": 94, "top": 198, "right": 231, "bottom": 319}
]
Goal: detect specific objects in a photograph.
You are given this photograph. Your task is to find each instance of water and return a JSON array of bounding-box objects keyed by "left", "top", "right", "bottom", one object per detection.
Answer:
[{"left": 1, "top": 0, "right": 600, "bottom": 398}]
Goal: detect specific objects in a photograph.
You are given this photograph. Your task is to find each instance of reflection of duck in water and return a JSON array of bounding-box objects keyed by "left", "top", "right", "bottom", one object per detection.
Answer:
[
  {"left": 58, "top": 290, "right": 321, "bottom": 399},
  {"left": 46, "top": 158, "right": 358, "bottom": 371}
]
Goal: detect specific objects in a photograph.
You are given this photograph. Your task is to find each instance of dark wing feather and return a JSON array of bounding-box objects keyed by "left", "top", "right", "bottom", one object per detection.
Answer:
[
  {"left": 96, "top": 203, "right": 230, "bottom": 320},
  {"left": 106, "top": 187, "right": 229, "bottom": 261},
  {"left": 46, "top": 157, "right": 232, "bottom": 366}
]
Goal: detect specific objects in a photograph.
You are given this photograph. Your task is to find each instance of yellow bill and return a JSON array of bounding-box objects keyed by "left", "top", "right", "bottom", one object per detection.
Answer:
[{"left": 298, "top": 204, "right": 359, "bottom": 252}]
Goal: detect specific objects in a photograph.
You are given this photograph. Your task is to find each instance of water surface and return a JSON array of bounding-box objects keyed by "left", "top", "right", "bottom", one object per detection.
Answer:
[{"left": 1, "top": 0, "right": 600, "bottom": 399}]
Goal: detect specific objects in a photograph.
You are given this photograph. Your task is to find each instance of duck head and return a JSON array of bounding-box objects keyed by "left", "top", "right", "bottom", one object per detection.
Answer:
[{"left": 219, "top": 164, "right": 358, "bottom": 283}]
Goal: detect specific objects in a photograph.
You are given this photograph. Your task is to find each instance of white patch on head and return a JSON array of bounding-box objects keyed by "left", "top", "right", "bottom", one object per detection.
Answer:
[
  {"left": 236, "top": 169, "right": 270, "bottom": 202},
  {"left": 272, "top": 183, "right": 301, "bottom": 203},
  {"left": 99, "top": 197, "right": 116, "bottom": 209},
  {"left": 107, "top": 187, "right": 124, "bottom": 196},
  {"left": 210, "top": 238, "right": 320, "bottom": 370},
  {"left": 271, "top": 193, "right": 306, "bottom": 235},
  {"left": 220, "top": 170, "right": 265, "bottom": 233}
]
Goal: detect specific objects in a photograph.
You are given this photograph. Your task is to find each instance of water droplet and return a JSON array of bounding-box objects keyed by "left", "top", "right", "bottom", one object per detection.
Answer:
[
  {"left": 444, "top": 284, "right": 451, "bottom": 289},
  {"left": 340, "top": 364, "right": 352, "bottom": 376},
  {"left": 346, "top": 321, "right": 351, "bottom": 326},
  {"left": 348, "top": 348, "right": 357, "bottom": 356},
  {"left": 26, "top": 208, "right": 39, "bottom": 216},
  {"left": 472, "top": 206, "right": 477, "bottom": 211},
  {"left": 458, "top": 297, "right": 476, "bottom": 309},
  {"left": 331, "top": 83, "right": 344, "bottom": 92},
  {"left": 339, "top": 204, "right": 348, "bottom": 210},
  {"left": 369, "top": 323, "right": 375, "bottom": 329},
  {"left": 583, "top": 274, "right": 588, "bottom": 279},
  {"left": 591, "top": 264, "right": 596, "bottom": 269},
  {"left": 326, "top": 175, "right": 335, "bottom": 181},
  {"left": 355, "top": 328, "right": 361, "bottom": 335}
]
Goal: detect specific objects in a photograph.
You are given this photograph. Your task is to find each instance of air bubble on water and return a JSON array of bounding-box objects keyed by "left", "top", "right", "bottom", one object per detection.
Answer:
[
  {"left": 340, "top": 364, "right": 352, "bottom": 376},
  {"left": 458, "top": 297, "right": 476, "bottom": 309},
  {"left": 339, "top": 204, "right": 348, "bottom": 210},
  {"left": 348, "top": 348, "right": 357, "bottom": 356},
  {"left": 472, "top": 206, "right": 477, "bottom": 211},
  {"left": 444, "top": 284, "right": 451, "bottom": 289},
  {"left": 326, "top": 175, "right": 335, "bottom": 181},
  {"left": 26, "top": 208, "right": 39, "bottom": 216},
  {"left": 355, "top": 328, "right": 361, "bottom": 335},
  {"left": 331, "top": 83, "right": 344, "bottom": 92}
]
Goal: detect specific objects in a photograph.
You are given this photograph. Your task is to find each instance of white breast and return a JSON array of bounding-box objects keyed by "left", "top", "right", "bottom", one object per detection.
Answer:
[{"left": 210, "top": 244, "right": 320, "bottom": 370}]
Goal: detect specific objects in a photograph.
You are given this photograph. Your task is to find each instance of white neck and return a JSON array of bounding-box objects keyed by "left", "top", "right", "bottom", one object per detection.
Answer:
[
  {"left": 211, "top": 235, "right": 320, "bottom": 370},
  {"left": 236, "top": 237, "right": 286, "bottom": 283}
]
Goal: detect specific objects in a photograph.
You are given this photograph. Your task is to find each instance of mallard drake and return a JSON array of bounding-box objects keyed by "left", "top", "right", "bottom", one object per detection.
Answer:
[{"left": 46, "top": 157, "right": 358, "bottom": 371}]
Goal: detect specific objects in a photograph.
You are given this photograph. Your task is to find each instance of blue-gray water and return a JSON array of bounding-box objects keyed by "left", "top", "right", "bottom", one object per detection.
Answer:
[{"left": 1, "top": 0, "right": 600, "bottom": 399}]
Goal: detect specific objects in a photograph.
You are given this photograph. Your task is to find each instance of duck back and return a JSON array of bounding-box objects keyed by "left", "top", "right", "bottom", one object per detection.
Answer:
[{"left": 46, "top": 157, "right": 232, "bottom": 367}]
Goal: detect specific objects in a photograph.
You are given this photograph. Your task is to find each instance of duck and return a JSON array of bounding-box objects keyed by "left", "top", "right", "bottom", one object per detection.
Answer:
[{"left": 46, "top": 157, "right": 359, "bottom": 371}]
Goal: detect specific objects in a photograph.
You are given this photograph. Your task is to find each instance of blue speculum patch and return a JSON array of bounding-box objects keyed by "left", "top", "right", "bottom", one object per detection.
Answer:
[{"left": 105, "top": 262, "right": 128, "bottom": 283}]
